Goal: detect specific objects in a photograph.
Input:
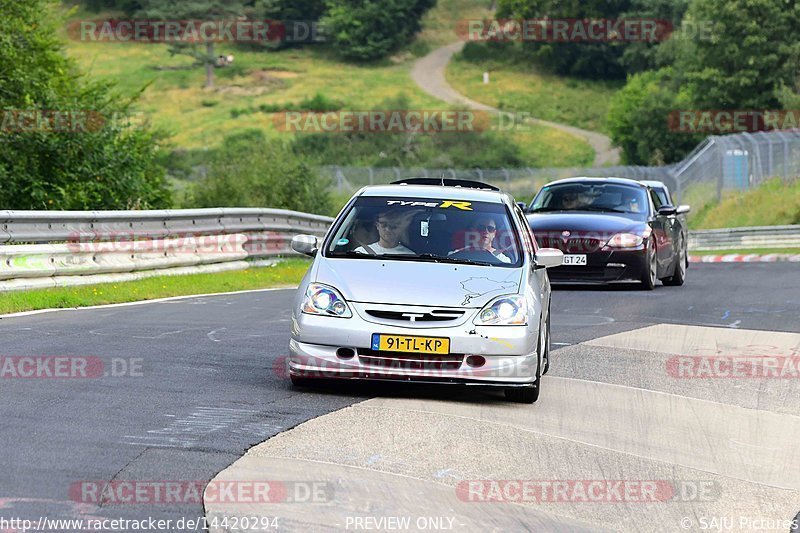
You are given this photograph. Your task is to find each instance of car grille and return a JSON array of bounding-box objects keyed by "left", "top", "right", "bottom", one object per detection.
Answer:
[
  {"left": 365, "top": 309, "right": 465, "bottom": 322},
  {"left": 537, "top": 236, "right": 604, "bottom": 253},
  {"left": 357, "top": 349, "right": 463, "bottom": 370}
]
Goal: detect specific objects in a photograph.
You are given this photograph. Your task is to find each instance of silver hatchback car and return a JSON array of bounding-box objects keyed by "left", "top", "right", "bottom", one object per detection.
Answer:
[{"left": 288, "top": 179, "right": 563, "bottom": 403}]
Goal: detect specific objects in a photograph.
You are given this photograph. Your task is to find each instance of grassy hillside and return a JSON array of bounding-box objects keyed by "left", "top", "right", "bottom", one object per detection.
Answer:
[
  {"left": 447, "top": 45, "right": 621, "bottom": 135},
  {"left": 62, "top": 3, "right": 594, "bottom": 168},
  {"left": 689, "top": 178, "right": 800, "bottom": 229}
]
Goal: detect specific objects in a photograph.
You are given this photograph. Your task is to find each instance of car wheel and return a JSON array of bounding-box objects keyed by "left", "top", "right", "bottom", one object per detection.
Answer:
[
  {"left": 663, "top": 239, "right": 686, "bottom": 286},
  {"left": 290, "top": 374, "right": 313, "bottom": 388},
  {"left": 505, "top": 331, "right": 543, "bottom": 404},
  {"left": 504, "top": 384, "right": 540, "bottom": 404},
  {"left": 640, "top": 238, "right": 657, "bottom": 290},
  {"left": 542, "top": 312, "right": 551, "bottom": 375}
]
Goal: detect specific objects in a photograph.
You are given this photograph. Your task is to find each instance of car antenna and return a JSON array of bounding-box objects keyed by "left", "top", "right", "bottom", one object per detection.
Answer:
[{"left": 440, "top": 173, "right": 445, "bottom": 186}]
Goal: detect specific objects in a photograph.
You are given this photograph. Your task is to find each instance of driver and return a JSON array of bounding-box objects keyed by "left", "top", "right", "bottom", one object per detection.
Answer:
[
  {"left": 354, "top": 209, "right": 414, "bottom": 255},
  {"left": 450, "top": 216, "right": 511, "bottom": 263},
  {"left": 622, "top": 193, "right": 641, "bottom": 212}
]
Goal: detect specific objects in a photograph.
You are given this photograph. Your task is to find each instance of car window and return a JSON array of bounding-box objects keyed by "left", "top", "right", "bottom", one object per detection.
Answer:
[
  {"left": 530, "top": 183, "right": 649, "bottom": 215},
  {"left": 324, "top": 195, "right": 522, "bottom": 267},
  {"left": 512, "top": 202, "right": 536, "bottom": 259},
  {"left": 650, "top": 189, "right": 664, "bottom": 210}
]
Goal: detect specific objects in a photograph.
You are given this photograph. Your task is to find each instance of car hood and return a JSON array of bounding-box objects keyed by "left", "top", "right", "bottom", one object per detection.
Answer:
[
  {"left": 315, "top": 258, "right": 523, "bottom": 308},
  {"left": 526, "top": 212, "right": 646, "bottom": 234}
]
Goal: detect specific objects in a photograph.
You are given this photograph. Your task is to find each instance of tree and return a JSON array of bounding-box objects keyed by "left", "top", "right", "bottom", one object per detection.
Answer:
[
  {"left": 607, "top": 69, "right": 701, "bottom": 164},
  {"left": 673, "top": 0, "right": 800, "bottom": 109},
  {"left": 322, "top": 0, "right": 435, "bottom": 61},
  {"left": 497, "top": 0, "right": 633, "bottom": 78},
  {"left": 0, "top": 0, "right": 170, "bottom": 210},
  {"left": 135, "top": 0, "right": 249, "bottom": 88}
]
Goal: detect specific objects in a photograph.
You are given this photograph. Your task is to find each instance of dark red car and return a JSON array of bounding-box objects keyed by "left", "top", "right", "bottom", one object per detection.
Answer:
[{"left": 526, "top": 177, "right": 688, "bottom": 289}]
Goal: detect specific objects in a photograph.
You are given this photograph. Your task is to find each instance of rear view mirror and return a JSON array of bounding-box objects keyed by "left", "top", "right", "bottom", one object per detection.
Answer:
[
  {"left": 291, "top": 234, "right": 318, "bottom": 257},
  {"left": 536, "top": 248, "right": 564, "bottom": 268}
]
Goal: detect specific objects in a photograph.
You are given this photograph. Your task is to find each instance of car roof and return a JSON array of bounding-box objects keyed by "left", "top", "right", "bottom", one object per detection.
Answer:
[
  {"left": 359, "top": 183, "right": 509, "bottom": 204},
  {"left": 544, "top": 176, "right": 648, "bottom": 188},
  {"left": 639, "top": 180, "right": 666, "bottom": 189}
]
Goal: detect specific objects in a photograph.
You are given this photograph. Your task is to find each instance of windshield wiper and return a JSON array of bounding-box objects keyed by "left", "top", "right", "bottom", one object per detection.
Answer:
[{"left": 415, "top": 253, "right": 494, "bottom": 267}]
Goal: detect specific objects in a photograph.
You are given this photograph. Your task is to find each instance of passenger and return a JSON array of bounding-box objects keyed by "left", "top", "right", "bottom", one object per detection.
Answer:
[
  {"left": 354, "top": 210, "right": 414, "bottom": 255},
  {"left": 451, "top": 216, "right": 511, "bottom": 263}
]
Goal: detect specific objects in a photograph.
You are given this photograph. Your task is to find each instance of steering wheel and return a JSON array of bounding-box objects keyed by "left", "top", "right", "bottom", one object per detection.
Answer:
[{"left": 449, "top": 247, "right": 500, "bottom": 262}]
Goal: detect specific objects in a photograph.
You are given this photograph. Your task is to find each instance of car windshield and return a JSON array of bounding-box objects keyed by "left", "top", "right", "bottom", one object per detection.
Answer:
[
  {"left": 530, "top": 182, "right": 649, "bottom": 215},
  {"left": 324, "top": 195, "right": 522, "bottom": 267}
]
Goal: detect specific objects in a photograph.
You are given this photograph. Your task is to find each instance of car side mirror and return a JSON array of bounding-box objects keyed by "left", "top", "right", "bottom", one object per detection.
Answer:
[
  {"left": 291, "top": 234, "right": 318, "bottom": 257},
  {"left": 516, "top": 201, "right": 528, "bottom": 212},
  {"left": 676, "top": 204, "right": 691, "bottom": 215},
  {"left": 658, "top": 206, "right": 678, "bottom": 216},
  {"left": 535, "top": 248, "right": 563, "bottom": 269}
]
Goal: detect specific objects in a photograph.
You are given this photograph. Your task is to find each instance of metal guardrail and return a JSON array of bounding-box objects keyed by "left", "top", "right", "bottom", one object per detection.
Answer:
[
  {"left": 0, "top": 209, "right": 333, "bottom": 292},
  {"left": 688, "top": 225, "right": 800, "bottom": 251},
  {"left": 1, "top": 208, "right": 795, "bottom": 292}
]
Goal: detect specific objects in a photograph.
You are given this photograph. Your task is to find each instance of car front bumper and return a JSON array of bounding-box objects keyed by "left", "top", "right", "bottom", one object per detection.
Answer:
[
  {"left": 288, "top": 311, "right": 540, "bottom": 386},
  {"left": 548, "top": 248, "right": 648, "bottom": 283}
]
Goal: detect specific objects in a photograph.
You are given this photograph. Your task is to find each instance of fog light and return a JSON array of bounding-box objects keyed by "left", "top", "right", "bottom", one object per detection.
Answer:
[
  {"left": 336, "top": 348, "right": 355, "bottom": 359},
  {"left": 466, "top": 355, "right": 486, "bottom": 367}
]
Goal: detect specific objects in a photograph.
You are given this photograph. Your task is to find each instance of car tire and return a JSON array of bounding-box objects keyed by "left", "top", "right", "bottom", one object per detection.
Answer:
[
  {"left": 663, "top": 239, "right": 687, "bottom": 286},
  {"left": 542, "top": 312, "right": 551, "bottom": 375},
  {"left": 505, "top": 331, "right": 543, "bottom": 404},
  {"left": 640, "top": 238, "right": 657, "bottom": 290},
  {"left": 290, "top": 374, "right": 313, "bottom": 388},
  {"left": 505, "top": 384, "right": 540, "bottom": 404}
]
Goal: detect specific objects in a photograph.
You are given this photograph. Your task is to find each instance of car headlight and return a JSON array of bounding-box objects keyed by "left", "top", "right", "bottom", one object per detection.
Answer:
[
  {"left": 605, "top": 232, "right": 644, "bottom": 248},
  {"left": 302, "top": 283, "right": 352, "bottom": 318},
  {"left": 474, "top": 295, "right": 528, "bottom": 326}
]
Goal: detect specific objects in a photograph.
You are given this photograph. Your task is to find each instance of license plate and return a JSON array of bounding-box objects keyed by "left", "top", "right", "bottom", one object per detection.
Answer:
[
  {"left": 371, "top": 334, "right": 450, "bottom": 354},
  {"left": 563, "top": 254, "right": 587, "bottom": 265}
]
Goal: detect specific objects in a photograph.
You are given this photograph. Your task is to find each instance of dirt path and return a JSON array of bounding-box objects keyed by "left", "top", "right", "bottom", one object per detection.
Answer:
[{"left": 411, "top": 41, "right": 621, "bottom": 166}]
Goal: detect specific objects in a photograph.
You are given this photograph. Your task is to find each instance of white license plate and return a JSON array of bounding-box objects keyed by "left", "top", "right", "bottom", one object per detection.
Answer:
[{"left": 563, "top": 254, "right": 587, "bottom": 266}]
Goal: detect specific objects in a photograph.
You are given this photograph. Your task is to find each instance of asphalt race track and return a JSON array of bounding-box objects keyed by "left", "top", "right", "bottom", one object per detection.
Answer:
[{"left": 0, "top": 262, "right": 798, "bottom": 532}]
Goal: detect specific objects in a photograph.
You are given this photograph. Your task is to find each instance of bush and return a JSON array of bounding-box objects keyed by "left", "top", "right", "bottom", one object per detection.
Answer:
[
  {"left": 257, "top": 93, "right": 344, "bottom": 113},
  {"left": 322, "top": 0, "right": 435, "bottom": 61},
  {"left": 191, "top": 130, "right": 332, "bottom": 215},
  {"left": 0, "top": 0, "right": 170, "bottom": 210}
]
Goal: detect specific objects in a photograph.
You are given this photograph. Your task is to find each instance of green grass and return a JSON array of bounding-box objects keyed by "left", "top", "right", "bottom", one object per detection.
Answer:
[
  {"left": 417, "top": 0, "right": 493, "bottom": 48},
  {"left": 689, "top": 247, "right": 800, "bottom": 256},
  {"left": 688, "top": 178, "right": 800, "bottom": 229},
  {"left": 61, "top": 3, "right": 593, "bottom": 168},
  {"left": 0, "top": 259, "right": 310, "bottom": 315},
  {"left": 447, "top": 51, "right": 621, "bottom": 134}
]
